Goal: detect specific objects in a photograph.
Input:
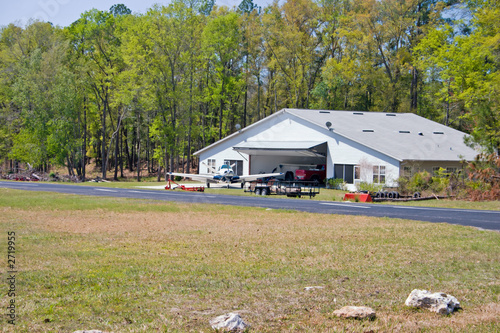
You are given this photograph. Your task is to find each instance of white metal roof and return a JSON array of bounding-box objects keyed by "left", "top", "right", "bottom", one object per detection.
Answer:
[
  {"left": 286, "top": 109, "right": 478, "bottom": 161},
  {"left": 195, "top": 108, "right": 479, "bottom": 162}
]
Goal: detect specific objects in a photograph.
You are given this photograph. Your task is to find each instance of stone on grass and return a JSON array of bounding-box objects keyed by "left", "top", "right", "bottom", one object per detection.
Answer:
[
  {"left": 405, "top": 289, "right": 460, "bottom": 315},
  {"left": 209, "top": 312, "right": 249, "bottom": 331},
  {"left": 333, "top": 306, "right": 376, "bottom": 320},
  {"left": 304, "top": 286, "right": 324, "bottom": 291}
]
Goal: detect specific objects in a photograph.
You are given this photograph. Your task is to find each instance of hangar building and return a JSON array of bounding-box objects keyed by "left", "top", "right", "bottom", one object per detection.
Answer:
[{"left": 194, "top": 109, "right": 478, "bottom": 190}]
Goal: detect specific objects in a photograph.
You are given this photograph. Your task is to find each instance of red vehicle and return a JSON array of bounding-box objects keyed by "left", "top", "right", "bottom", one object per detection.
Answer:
[{"left": 294, "top": 164, "right": 326, "bottom": 183}]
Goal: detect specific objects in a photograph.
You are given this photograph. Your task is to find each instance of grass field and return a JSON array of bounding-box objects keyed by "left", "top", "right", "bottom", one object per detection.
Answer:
[{"left": 0, "top": 189, "right": 499, "bottom": 332}]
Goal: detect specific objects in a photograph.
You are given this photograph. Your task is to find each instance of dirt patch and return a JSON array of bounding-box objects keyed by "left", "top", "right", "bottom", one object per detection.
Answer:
[{"left": 5, "top": 206, "right": 372, "bottom": 235}]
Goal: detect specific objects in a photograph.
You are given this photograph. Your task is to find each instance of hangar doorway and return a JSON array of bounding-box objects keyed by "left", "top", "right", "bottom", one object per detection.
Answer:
[
  {"left": 224, "top": 159, "right": 243, "bottom": 176},
  {"left": 233, "top": 141, "right": 327, "bottom": 178}
]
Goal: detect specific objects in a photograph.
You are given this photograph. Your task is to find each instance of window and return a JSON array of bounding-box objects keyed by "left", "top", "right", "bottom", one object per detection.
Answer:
[
  {"left": 403, "top": 166, "right": 412, "bottom": 177},
  {"left": 354, "top": 165, "right": 361, "bottom": 181},
  {"left": 446, "top": 167, "right": 458, "bottom": 174},
  {"left": 334, "top": 164, "right": 355, "bottom": 184},
  {"left": 207, "top": 159, "right": 216, "bottom": 174},
  {"left": 373, "top": 165, "right": 386, "bottom": 184}
]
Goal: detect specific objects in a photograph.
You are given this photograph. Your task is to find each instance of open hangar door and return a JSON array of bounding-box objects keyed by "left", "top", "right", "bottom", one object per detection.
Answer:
[{"left": 233, "top": 142, "right": 327, "bottom": 180}]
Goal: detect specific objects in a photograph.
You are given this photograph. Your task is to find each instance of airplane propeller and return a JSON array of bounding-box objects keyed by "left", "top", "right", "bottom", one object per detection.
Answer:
[{"left": 201, "top": 161, "right": 217, "bottom": 174}]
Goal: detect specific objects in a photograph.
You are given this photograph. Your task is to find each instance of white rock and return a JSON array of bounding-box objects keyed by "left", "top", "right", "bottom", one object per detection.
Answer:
[
  {"left": 405, "top": 289, "right": 460, "bottom": 315},
  {"left": 209, "top": 312, "right": 249, "bottom": 331},
  {"left": 333, "top": 306, "right": 376, "bottom": 319},
  {"left": 304, "top": 286, "right": 324, "bottom": 291}
]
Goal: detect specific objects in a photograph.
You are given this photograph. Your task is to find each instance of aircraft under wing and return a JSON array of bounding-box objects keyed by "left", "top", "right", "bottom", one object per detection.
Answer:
[
  {"left": 168, "top": 171, "right": 283, "bottom": 184},
  {"left": 168, "top": 172, "right": 216, "bottom": 183},
  {"left": 238, "top": 172, "right": 283, "bottom": 182}
]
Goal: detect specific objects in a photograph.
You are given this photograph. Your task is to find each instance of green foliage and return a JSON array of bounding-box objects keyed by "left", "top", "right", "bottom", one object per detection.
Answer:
[
  {"left": 430, "top": 168, "right": 451, "bottom": 194},
  {"left": 356, "top": 181, "right": 383, "bottom": 193},
  {"left": 398, "top": 171, "right": 433, "bottom": 195},
  {"left": 0, "top": 0, "right": 498, "bottom": 182},
  {"left": 325, "top": 177, "right": 344, "bottom": 190},
  {"left": 398, "top": 169, "right": 456, "bottom": 196},
  {"left": 109, "top": 4, "right": 131, "bottom": 17},
  {"left": 409, "top": 171, "right": 432, "bottom": 193}
]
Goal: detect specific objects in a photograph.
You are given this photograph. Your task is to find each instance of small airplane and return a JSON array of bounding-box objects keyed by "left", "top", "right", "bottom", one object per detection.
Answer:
[{"left": 168, "top": 163, "right": 282, "bottom": 188}]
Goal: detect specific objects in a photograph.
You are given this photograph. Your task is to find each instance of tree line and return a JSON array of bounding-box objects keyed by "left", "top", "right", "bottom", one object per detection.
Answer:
[{"left": 0, "top": 0, "right": 498, "bottom": 181}]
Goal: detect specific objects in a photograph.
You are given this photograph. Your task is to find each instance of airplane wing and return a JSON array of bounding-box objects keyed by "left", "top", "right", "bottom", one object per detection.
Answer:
[
  {"left": 238, "top": 172, "right": 283, "bottom": 182},
  {"left": 168, "top": 172, "right": 216, "bottom": 183}
]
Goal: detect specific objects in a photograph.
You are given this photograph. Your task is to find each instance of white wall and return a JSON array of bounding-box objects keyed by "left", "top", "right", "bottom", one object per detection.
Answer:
[
  {"left": 197, "top": 111, "right": 401, "bottom": 190},
  {"left": 327, "top": 132, "right": 400, "bottom": 190},
  {"left": 199, "top": 112, "right": 331, "bottom": 176},
  {"left": 198, "top": 140, "right": 250, "bottom": 175}
]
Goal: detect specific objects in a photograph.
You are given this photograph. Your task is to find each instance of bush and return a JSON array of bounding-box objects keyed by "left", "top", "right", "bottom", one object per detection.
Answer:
[
  {"left": 465, "top": 153, "right": 500, "bottom": 201},
  {"left": 174, "top": 176, "right": 182, "bottom": 181},
  {"left": 356, "top": 181, "right": 383, "bottom": 193},
  {"left": 397, "top": 171, "right": 434, "bottom": 196},
  {"left": 409, "top": 171, "right": 432, "bottom": 192},
  {"left": 430, "top": 168, "right": 450, "bottom": 194},
  {"left": 325, "top": 178, "right": 344, "bottom": 190},
  {"left": 396, "top": 176, "right": 410, "bottom": 195}
]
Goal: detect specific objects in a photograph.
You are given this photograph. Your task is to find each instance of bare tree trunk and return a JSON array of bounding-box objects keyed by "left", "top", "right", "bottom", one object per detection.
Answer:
[
  {"left": 410, "top": 67, "right": 418, "bottom": 113},
  {"left": 124, "top": 127, "right": 133, "bottom": 172},
  {"left": 101, "top": 89, "right": 108, "bottom": 179},
  {"left": 82, "top": 99, "right": 87, "bottom": 182},
  {"left": 136, "top": 112, "right": 141, "bottom": 182},
  {"left": 113, "top": 126, "right": 120, "bottom": 181},
  {"left": 257, "top": 73, "right": 261, "bottom": 120},
  {"left": 120, "top": 128, "right": 124, "bottom": 178}
]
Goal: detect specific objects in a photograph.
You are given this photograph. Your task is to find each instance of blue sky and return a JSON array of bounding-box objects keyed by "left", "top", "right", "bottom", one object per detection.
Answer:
[{"left": 0, "top": 0, "right": 272, "bottom": 28}]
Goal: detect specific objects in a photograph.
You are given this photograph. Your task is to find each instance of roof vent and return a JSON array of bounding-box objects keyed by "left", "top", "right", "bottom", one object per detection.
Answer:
[
  {"left": 386, "top": 113, "right": 396, "bottom": 116},
  {"left": 319, "top": 111, "right": 330, "bottom": 114},
  {"left": 433, "top": 131, "right": 444, "bottom": 134},
  {"left": 363, "top": 129, "right": 374, "bottom": 132},
  {"left": 353, "top": 112, "right": 364, "bottom": 115},
  {"left": 418, "top": 132, "right": 424, "bottom": 136},
  {"left": 399, "top": 130, "right": 410, "bottom": 134}
]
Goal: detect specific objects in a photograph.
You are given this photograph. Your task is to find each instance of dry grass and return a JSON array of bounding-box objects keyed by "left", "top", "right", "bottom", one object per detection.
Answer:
[{"left": 0, "top": 189, "right": 499, "bottom": 332}]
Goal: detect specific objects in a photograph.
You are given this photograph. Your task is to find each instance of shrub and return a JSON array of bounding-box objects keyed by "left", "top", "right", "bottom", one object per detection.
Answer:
[
  {"left": 325, "top": 178, "right": 344, "bottom": 190},
  {"left": 430, "top": 168, "right": 450, "bottom": 194},
  {"left": 409, "top": 171, "right": 432, "bottom": 192},
  {"left": 356, "top": 181, "right": 383, "bottom": 193},
  {"left": 396, "top": 176, "right": 410, "bottom": 195},
  {"left": 465, "top": 153, "right": 500, "bottom": 201}
]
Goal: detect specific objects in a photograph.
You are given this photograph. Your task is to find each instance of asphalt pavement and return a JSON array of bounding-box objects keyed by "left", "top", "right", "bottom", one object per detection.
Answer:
[{"left": 1, "top": 180, "right": 499, "bottom": 231}]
